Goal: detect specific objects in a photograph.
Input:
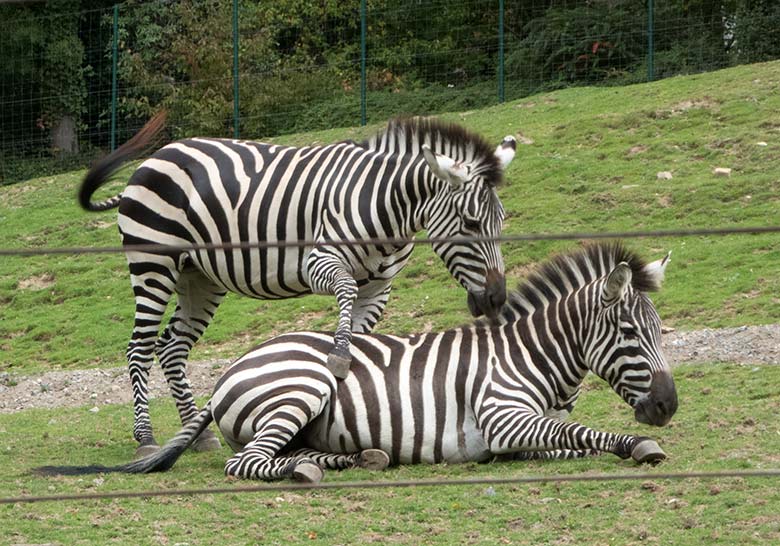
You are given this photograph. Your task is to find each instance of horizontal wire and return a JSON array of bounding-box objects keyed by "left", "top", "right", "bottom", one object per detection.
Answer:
[
  {"left": 1, "top": 225, "right": 779, "bottom": 258},
  {"left": 3, "top": 469, "right": 778, "bottom": 505}
]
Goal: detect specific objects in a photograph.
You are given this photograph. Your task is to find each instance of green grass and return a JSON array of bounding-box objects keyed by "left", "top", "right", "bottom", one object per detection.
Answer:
[
  {"left": 2, "top": 61, "right": 780, "bottom": 374},
  {"left": 1, "top": 363, "right": 779, "bottom": 545},
  {"left": 2, "top": 59, "right": 780, "bottom": 542}
]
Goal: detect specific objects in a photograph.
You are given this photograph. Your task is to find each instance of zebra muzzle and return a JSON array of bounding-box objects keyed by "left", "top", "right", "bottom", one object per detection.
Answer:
[
  {"left": 467, "top": 270, "right": 506, "bottom": 319},
  {"left": 633, "top": 371, "right": 678, "bottom": 427}
]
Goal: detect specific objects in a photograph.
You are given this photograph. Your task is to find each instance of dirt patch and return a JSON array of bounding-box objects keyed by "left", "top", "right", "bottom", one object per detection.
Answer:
[
  {"left": 16, "top": 273, "right": 55, "bottom": 291},
  {"left": 656, "top": 98, "right": 719, "bottom": 118},
  {"left": 0, "top": 324, "right": 778, "bottom": 414},
  {"left": 627, "top": 145, "right": 648, "bottom": 156}
]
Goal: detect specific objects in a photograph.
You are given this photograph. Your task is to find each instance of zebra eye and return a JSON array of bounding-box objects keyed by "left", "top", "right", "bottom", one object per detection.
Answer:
[
  {"left": 463, "top": 217, "right": 481, "bottom": 231},
  {"left": 620, "top": 324, "right": 638, "bottom": 338}
]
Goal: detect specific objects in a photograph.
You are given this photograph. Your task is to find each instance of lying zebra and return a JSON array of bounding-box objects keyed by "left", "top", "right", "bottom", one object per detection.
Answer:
[{"left": 38, "top": 242, "right": 677, "bottom": 482}]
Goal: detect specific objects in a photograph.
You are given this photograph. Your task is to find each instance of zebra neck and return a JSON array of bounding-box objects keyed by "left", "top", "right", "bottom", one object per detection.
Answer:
[
  {"left": 409, "top": 168, "right": 454, "bottom": 233},
  {"left": 509, "top": 295, "right": 591, "bottom": 384}
]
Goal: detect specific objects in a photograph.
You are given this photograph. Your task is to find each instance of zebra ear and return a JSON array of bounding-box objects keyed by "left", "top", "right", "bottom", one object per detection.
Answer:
[
  {"left": 422, "top": 144, "right": 469, "bottom": 189},
  {"left": 495, "top": 136, "right": 516, "bottom": 170},
  {"left": 602, "top": 262, "right": 632, "bottom": 305},
  {"left": 642, "top": 251, "right": 671, "bottom": 289}
]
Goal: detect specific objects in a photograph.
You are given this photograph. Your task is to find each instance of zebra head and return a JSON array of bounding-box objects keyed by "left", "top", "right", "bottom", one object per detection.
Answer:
[
  {"left": 585, "top": 252, "right": 678, "bottom": 427},
  {"left": 421, "top": 137, "right": 516, "bottom": 320}
]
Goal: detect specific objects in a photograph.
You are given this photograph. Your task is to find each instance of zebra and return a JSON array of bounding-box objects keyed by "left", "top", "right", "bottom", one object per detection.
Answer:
[
  {"left": 38, "top": 242, "right": 677, "bottom": 481},
  {"left": 78, "top": 112, "right": 515, "bottom": 457}
]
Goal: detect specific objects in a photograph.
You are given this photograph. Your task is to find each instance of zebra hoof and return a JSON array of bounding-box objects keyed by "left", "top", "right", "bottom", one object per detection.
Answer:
[
  {"left": 135, "top": 442, "right": 160, "bottom": 459},
  {"left": 292, "top": 460, "right": 324, "bottom": 484},
  {"left": 192, "top": 429, "right": 222, "bottom": 452},
  {"left": 631, "top": 439, "right": 666, "bottom": 464},
  {"left": 357, "top": 449, "right": 390, "bottom": 471},
  {"left": 326, "top": 349, "right": 352, "bottom": 379}
]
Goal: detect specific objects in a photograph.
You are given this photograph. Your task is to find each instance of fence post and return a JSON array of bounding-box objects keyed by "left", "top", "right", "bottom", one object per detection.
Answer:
[
  {"left": 232, "top": 0, "right": 240, "bottom": 138},
  {"left": 360, "top": 0, "right": 367, "bottom": 126},
  {"left": 110, "top": 3, "right": 118, "bottom": 151},
  {"left": 498, "top": 0, "right": 505, "bottom": 103},
  {"left": 647, "top": 0, "right": 654, "bottom": 82}
]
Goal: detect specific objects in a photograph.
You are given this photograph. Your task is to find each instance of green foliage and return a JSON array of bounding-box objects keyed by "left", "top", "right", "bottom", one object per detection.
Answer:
[
  {"left": 505, "top": 2, "right": 646, "bottom": 93},
  {"left": 733, "top": 0, "right": 780, "bottom": 63},
  {"left": 3, "top": 0, "right": 780, "bottom": 184}
]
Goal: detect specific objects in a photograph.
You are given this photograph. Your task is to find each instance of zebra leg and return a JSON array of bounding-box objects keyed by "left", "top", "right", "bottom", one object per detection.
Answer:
[
  {"left": 156, "top": 269, "right": 227, "bottom": 452},
  {"left": 481, "top": 411, "right": 666, "bottom": 464},
  {"left": 350, "top": 280, "right": 393, "bottom": 334},
  {"left": 493, "top": 449, "right": 601, "bottom": 462},
  {"left": 327, "top": 270, "right": 359, "bottom": 378},
  {"left": 284, "top": 447, "right": 391, "bottom": 471},
  {"left": 307, "top": 254, "right": 359, "bottom": 379},
  {"left": 223, "top": 408, "right": 328, "bottom": 482},
  {"left": 126, "top": 254, "right": 180, "bottom": 457}
]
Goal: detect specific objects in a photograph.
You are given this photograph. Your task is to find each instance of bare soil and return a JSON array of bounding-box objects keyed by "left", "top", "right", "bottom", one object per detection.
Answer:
[{"left": 0, "top": 324, "right": 777, "bottom": 414}]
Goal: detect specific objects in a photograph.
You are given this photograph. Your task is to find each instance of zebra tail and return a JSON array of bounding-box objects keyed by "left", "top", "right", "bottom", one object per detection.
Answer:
[
  {"left": 34, "top": 402, "right": 213, "bottom": 477},
  {"left": 78, "top": 110, "right": 167, "bottom": 212}
]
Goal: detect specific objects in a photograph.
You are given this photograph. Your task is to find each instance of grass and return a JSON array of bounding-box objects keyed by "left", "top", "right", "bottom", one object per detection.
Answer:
[
  {"left": 1, "top": 363, "right": 779, "bottom": 545},
  {"left": 1, "top": 61, "right": 779, "bottom": 544},
  {"left": 1, "top": 62, "right": 780, "bottom": 374}
]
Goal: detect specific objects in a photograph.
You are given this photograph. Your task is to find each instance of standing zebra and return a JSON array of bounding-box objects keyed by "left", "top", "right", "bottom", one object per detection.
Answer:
[
  {"left": 78, "top": 113, "right": 515, "bottom": 456},
  {"left": 39, "top": 242, "right": 677, "bottom": 481}
]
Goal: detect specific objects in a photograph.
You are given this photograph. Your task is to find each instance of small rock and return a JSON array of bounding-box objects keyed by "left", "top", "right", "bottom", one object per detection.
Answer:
[
  {"left": 713, "top": 167, "right": 732, "bottom": 177},
  {"left": 89, "top": 406, "right": 100, "bottom": 413},
  {"left": 756, "top": 142, "right": 768, "bottom": 147},
  {"left": 656, "top": 171, "right": 673, "bottom": 180},
  {"left": 484, "top": 486, "right": 496, "bottom": 497},
  {"left": 93, "top": 477, "right": 104, "bottom": 487}
]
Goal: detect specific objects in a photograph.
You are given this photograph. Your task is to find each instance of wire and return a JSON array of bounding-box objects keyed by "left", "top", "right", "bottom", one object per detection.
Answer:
[
  {"left": 1, "top": 225, "right": 779, "bottom": 257},
  {"left": 3, "top": 469, "right": 778, "bottom": 505}
]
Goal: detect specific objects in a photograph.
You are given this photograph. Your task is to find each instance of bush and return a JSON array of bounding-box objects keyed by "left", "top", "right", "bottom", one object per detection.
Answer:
[{"left": 504, "top": 3, "right": 645, "bottom": 94}]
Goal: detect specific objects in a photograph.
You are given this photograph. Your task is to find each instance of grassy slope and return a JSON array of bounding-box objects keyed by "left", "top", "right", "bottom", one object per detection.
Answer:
[
  {"left": 1, "top": 364, "right": 779, "bottom": 545},
  {"left": 1, "top": 61, "right": 779, "bottom": 375}
]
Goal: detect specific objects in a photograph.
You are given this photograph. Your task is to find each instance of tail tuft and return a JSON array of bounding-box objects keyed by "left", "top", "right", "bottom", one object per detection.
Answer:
[
  {"left": 32, "top": 402, "right": 213, "bottom": 477},
  {"left": 33, "top": 464, "right": 117, "bottom": 476},
  {"left": 79, "top": 110, "right": 168, "bottom": 212}
]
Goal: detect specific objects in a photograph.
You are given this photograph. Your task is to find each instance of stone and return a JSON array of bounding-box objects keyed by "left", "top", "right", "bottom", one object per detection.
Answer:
[
  {"left": 656, "top": 171, "right": 673, "bottom": 180},
  {"left": 713, "top": 167, "right": 732, "bottom": 177}
]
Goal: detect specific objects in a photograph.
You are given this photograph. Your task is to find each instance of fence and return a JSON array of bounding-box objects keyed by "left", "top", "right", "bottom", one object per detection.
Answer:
[{"left": 1, "top": 0, "right": 779, "bottom": 185}]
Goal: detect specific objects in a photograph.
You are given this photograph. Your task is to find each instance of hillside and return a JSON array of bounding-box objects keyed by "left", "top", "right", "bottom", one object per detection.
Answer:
[{"left": 1, "top": 61, "right": 779, "bottom": 373}]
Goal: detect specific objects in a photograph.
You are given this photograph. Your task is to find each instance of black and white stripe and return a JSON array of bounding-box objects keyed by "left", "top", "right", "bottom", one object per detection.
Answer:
[
  {"left": 40, "top": 242, "right": 677, "bottom": 480},
  {"left": 78, "top": 114, "right": 516, "bottom": 454}
]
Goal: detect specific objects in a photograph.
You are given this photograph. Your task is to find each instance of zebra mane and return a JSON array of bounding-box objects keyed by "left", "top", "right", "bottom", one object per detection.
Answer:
[
  {"left": 495, "top": 241, "right": 660, "bottom": 321},
  {"left": 361, "top": 117, "right": 504, "bottom": 186}
]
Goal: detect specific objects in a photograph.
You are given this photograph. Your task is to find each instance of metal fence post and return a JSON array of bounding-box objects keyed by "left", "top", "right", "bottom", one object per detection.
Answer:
[
  {"left": 110, "top": 3, "right": 118, "bottom": 151},
  {"left": 498, "top": 0, "right": 505, "bottom": 103},
  {"left": 647, "top": 0, "right": 654, "bottom": 82},
  {"left": 360, "top": 0, "right": 367, "bottom": 126},
  {"left": 232, "top": 0, "right": 240, "bottom": 138}
]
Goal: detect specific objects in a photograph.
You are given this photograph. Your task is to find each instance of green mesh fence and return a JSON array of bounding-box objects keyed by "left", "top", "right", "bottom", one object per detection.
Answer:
[{"left": 1, "top": 0, "right": 779, "bottom": 185}]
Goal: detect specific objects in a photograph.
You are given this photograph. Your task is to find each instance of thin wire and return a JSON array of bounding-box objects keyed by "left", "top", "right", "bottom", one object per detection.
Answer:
[
  {"left": 3, "top": 469, "right": 778, "bottom": 505},
  {"left": 1, "top": 225, "right": 779, "bottom": 257}
]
